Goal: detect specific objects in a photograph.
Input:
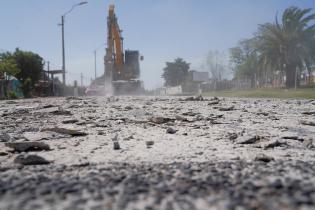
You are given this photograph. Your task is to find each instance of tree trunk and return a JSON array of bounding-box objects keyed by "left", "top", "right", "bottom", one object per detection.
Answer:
[
  {"left": 250, "top": 75, "right": 255, "bottom": 88},
  {"left": 308, "top": 68, "right": 312, "bottom": 85},
  {"left": 285, "top": 65, "right": 296, "bottom": 88},
  {"left": 4, "top": 74, "right": 8, "bottom": 99},
  {"left": 0, "top": 80, "right": 4, "bottom": 99},
  {"left": 305, "top": 61, "right": 312, "bottom": 85}
]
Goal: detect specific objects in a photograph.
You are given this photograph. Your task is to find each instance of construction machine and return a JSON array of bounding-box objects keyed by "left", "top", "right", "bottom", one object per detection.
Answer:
[{"left": 103, "top": 4, "right": 144, "bottom": 95}]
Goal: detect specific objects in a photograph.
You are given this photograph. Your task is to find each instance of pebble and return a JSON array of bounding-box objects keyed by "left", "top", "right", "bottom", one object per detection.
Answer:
[
  {"left": 113, "top": 142, "right": 121, "bottom": 150},
  {"left": 0, "top": 133, "right": 11, "bottom": 142},
  {"left": 166, "top": 127, "right": 177, "bottom": 134},
  {"left": 149, "top": 117, "right": 174, "bottom": 124},
  {"left": 146, "top": 141, "right": 154, "bottom": 148},
  {"left": 62, "top": 119, "right": 79, "bottom": 124},
  {"left": 0, "top": 150, "right": 9, "bottom": 156},
  {"left": 303, "top": 139, "right": 314, "bottom": 149},
  {"left": 254, "top": 154, "right": 275, "bottom": 162}
]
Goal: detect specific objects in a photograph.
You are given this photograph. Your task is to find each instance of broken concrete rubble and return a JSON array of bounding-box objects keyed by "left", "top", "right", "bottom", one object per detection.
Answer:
[
  {"left": 0, "top": 133, "right": 11, "bottom": 142},
  {"left": 14, "top": 154, "right": 50, "bottom": 165},
  {"left": 0, "top": 96, "right": 315, "bottom": 210},
  {"left": 263, "top": 140, "right": 288, "bottom": 149},
  {"left": 41, "top": 127, "right": 88, "bottom": 136},
  {"left": 300, "top": 120, "right": 315, "bottom": 126},
  {"left": 183, "top": 95, "right": 204, "bottom": 101},
  {"left": 5, "top": 141, "right": 50, "bottom": 152},
  {"left": 218, "top": 106, "right": 235, "bottom": 111},
  {"left": 254, "top": 153, "right": 275, "bottom": 162},
  {"left": 148, "top": 116, "right": 175, "bottom": 124},
  {"left": 237, "top": 135, "right": 260, "bottom": 144},
  {"left": 62, "top": 119, "right": 79, "bottom": 124}
]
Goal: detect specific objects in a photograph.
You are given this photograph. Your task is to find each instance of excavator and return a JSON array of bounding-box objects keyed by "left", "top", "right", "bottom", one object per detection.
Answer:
[
  {"left": 86, "top": 4, "right": 143, "bottom": 95},
  {"left": 103, "top": 4, "right": 144, "bottom": 95}
]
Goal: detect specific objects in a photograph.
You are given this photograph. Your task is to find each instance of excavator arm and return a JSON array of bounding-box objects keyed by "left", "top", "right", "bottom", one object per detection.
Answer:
[
  {"left": 103, "top": 4, "right": 143, "bottom": 95},
  {"left": 107, "top": 5, "right": 124, "bottom": 76}
]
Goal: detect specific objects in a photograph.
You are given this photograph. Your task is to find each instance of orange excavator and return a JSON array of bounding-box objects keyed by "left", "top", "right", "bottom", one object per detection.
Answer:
[{"left": 104, "top": 5, "right": 144, "bottom": 95}]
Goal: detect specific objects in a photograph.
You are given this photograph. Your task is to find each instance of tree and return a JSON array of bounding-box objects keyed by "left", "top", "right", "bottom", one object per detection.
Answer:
[
  {"left": 255, "top": 7, "right": 315, "bottom": 88},
  {"left": 205, "top": 50, "right": 229, "bottom": 81},
  {"left": 0, "top": 54, "right": 20, "bottom": 98},
  {"left": 1, "top": 49, "right": 44, "bottom": 97},
  {"left": 162, "top": 58, "right": 190, "bottom": 86},
  {"left": 230, "top": 39, "right": 260, "bottom": 87},
  {"left": 0, "top": 57, "right": 20, "bottom": 76}
]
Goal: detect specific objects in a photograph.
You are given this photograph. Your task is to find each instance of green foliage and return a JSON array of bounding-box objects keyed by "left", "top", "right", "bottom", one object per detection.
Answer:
[
  {"left": 7, "top": 91, "right": 19, "bottom": 99},
  {"left": 0, "top": 54, "right": 21, "bottom": 99},
  {"left": 0, "top": 56, "right": 20, "bottom": 76},
  {"left": 229, "top": 46, "right": 244, "bottom": 66},
  {"left": 162, "top": 58, "right": 190, "bottom": 86},
  {"left": 22, "top": 77, "right": 33, "bottom": 98},
  {"left": 230, "top": 39, "right": 260, "bottom": 87},
  {"left": 1, "top": 48, "right": 44, "bottom": 97},
  {"left": 230, "top": 6, "right": 315, "bottom": 88},
  {"left": 203, "top": 88, "right": 315, "bottom": 99},
  {"left": 13, "top": 49, "right": 44, "bottom": 85}
]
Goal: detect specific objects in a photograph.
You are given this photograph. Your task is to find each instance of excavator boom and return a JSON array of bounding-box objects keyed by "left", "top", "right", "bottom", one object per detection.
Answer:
[
  {"left": 107, "top": 5, "right": 124, "bottom": 75},
  {"left": 103, "top": 4, "right": 144, "bottom": 95}
]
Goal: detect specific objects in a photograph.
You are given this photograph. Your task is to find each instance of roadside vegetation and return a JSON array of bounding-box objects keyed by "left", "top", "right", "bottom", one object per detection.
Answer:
[
  {"left": 161, "top": 7, "right": 315, "bottom": 95},
  {"left": 0, "top": 48, "right": 44, "bottom": 98},
  {"left": 203, "top": 88, "right": 315, "bottom": 99},
  {"left": 230, "top": 7, "right": 315, "bottom": 89}
]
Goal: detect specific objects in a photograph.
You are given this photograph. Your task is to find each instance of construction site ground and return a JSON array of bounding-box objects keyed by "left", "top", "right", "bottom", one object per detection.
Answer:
[{"left": 0, "top": 96, "right": 315, "bottom": 210}]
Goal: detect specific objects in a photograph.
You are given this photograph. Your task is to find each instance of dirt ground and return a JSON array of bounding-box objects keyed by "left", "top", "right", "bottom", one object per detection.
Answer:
[{"left": 0, "top": 96, "right": 315, "bottom": 210}]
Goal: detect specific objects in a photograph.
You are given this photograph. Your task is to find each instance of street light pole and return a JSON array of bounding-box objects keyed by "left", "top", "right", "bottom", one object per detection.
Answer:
[
  {"left": 61, "top": 15, "right": 66, "bottom": 85},
  {"left": 93, "top": 43, "right": 105, "bottom": 80},
  {"left": 60, "top": 1, "right": 88, "bottom": 87},
  {"left": 94, "top": 50, "right": 97, "bottom": 79}
]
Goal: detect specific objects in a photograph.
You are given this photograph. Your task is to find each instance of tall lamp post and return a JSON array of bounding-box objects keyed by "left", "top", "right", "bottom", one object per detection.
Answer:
[
  {"left": 93, "top": 43, "right": 105, "bottom": 80},
  {"left": 60, "top": 1, "right": 88, "bottom": 86}
]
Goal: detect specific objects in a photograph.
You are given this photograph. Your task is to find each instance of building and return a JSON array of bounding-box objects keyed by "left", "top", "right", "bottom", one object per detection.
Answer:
[{"left": 182, "top": 70, "right": 209, "bottom": 93}]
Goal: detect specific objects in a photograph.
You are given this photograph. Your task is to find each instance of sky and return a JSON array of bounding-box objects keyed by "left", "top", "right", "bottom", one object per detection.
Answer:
[{"left": 1, "top": 0, "right": 315, "bottom": 89}]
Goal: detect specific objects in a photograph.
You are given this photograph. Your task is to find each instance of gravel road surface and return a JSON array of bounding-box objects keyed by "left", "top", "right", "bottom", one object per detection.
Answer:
[{"left": 0, "top": 96, "right": 314, "bottom": 210}]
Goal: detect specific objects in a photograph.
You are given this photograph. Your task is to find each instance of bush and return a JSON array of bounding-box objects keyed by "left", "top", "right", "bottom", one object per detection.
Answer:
[
  {"left": 7, "top": 91, "right": 19, "bottom": 99},
  {"left": 22, "top": 77, "right": 32, "bottom": 98}
]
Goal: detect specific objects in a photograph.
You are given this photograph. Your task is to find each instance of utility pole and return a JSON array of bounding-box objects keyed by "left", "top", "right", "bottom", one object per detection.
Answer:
[
  {"left": 46, "top": 61, "right": 50, "bottom": 96},
  {"left": 94, "top": 50, "right": 97, "bottom": 79},
  {"left": 47, "top": 61, "right": 50, "bottom": 74},
  {"left": 93, "top": 44, "right": 105, "bottom": 80},
  {"left": 81, "top": 73, "right": 83, "bottom": 88},
  {"left": 295, "top": 68, "right": 298, "bottom": 90},
  {"left": 61, "top": 15, "right": 66, "bottom": 86}
]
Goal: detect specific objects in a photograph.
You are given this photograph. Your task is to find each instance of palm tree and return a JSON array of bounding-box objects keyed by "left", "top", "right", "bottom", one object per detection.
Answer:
[{"left": 255, "top": 7, "right": 315, "bottom": 88}]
